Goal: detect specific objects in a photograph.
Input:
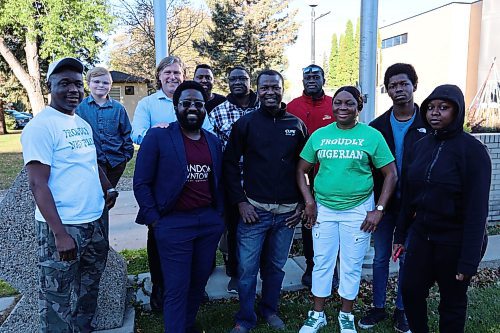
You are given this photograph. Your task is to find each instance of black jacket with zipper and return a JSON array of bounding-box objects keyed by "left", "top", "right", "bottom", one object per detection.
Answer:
[
  {"left": 223, "top": 103, "right": 308, "bottom": 205},
  {"left": 369, "top": 104, "right": 428, "bottom": 212},
  {"left": 394, "top": 84, "right": 491, "bottom": 276}
]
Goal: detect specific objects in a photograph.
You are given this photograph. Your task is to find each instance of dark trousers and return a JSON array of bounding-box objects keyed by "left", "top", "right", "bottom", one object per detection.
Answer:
[
  {"left": 154, "top": 207, "right": 224, "bottom": 332},
  {"left": 225, "top": 201, "right": 240, "bottom": 277},
  {"left": 148, "top": 225, "right": 164, "bottom": 306},
  {"left": 402, "top": 230, "right": 471, "bottom": 333},
  {"left": 99, "top": 161, "right": 127, "bottom": 188}
]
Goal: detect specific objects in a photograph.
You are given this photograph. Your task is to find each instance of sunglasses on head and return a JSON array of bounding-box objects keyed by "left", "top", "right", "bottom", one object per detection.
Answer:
[
  {"left": 302, "top": 67, "right": 322, "bottom": 74},
  {"left": 179, "top": 100, "right": 205, "bottom": 109}
]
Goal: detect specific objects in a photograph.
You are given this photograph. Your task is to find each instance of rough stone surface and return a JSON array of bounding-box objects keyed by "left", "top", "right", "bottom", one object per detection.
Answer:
[{"left": 0, "top": 170, "right": 127, "bottom": 332}]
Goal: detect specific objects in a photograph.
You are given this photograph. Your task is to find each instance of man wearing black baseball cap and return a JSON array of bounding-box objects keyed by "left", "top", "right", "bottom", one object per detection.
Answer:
[{"left": 21, "top": 57, "right": 117, "bottom": 332}]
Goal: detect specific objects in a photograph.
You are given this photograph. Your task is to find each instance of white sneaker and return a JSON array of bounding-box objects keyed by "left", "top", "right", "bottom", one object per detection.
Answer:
[
  {"left": 338, "top": 312, "right": 357, "bottom": 333},
  {"left": 299, "top": 310, "right": 327, "bottom": 333}
]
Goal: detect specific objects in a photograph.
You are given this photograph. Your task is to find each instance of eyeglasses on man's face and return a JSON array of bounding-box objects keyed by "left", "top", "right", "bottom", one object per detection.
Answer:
[{"left": 179, "top": 100, "right": 205, "bottom": 109}]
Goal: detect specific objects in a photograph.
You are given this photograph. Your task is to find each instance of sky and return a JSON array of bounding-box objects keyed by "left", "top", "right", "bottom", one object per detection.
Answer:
[
  {"left": 103, "top": 0, "right": 476, "bottom": 96},
  {"left": 284, "top": 0, "right": 476, "bottom": 97}
]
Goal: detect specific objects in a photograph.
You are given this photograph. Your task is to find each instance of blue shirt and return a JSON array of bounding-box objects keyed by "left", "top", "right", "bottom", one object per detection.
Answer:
[
  {"left": 76, "top": 95, "right": 134, "bottom": 168},
  {"left": 390, "top": 111, "right": 416, "bottom": 195},
  {"left": 131, "top": 90, "right": 214, "bottom": 144}
]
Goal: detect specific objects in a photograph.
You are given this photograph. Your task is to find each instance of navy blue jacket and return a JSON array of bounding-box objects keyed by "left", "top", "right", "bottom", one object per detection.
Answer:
[{"left": 133, "top": 121, "right": 224, "bottom": 225}]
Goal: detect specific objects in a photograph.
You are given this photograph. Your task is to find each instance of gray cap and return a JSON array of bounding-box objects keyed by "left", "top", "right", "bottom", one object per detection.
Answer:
[{"left": 46, "top": 57, "right": 84, "bottom": 80}]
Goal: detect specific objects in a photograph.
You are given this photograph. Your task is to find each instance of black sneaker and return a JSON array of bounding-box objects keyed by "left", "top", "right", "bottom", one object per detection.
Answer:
[
  {"left": 393, "top": 309, "right": 411, "bottom": 333},
  {"left": 358, "top": 307, "right": 388, "bottom": 329},
  {"left": 301, "top": 265, "right": 313, "bottom": 288}
]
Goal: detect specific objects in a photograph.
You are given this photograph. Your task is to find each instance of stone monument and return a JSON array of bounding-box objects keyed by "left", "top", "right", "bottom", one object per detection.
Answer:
[{"left": 0, "top": 170, "right": 128, "bottom": 332}]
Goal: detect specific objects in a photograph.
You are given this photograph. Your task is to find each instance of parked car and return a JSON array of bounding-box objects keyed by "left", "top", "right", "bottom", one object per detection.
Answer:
[{"left": 4, "top": 109, "right": 32, "bottom": 129}]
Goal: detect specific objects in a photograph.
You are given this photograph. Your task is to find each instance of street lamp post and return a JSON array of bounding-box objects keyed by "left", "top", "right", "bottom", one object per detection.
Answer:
[{"left": 309, "top": 2, "right": 331, "bottom": 64}]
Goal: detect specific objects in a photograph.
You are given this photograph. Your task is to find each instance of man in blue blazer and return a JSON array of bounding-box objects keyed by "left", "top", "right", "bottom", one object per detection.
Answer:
[{"left": 133, "top": 81, "right": 224, "bottom": 333}]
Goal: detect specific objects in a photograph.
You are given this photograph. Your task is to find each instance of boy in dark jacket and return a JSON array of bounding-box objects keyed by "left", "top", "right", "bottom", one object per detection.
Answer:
[
  {"left": 393, "top": 84, "right": 491, "bottom": 333},
  {"left": 360, "top": 63, "right": 427, "bottom": 333}
]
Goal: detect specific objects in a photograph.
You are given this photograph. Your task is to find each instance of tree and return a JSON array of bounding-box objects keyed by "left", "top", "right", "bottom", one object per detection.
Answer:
[
  {"left": 110, "top": 0, "right": 209, "bottom": 82},
  {"left": 328, "top": 33, "right": 338, "bottom": 88},
  {"left": 0, "top": 0, "right": 112, "bottom": 114},
  {"left": 193, "top": 0, "right": 299, "bottom": 82},
  {"left": 327, "top": 19, "right": 360, "bottom": 89}
]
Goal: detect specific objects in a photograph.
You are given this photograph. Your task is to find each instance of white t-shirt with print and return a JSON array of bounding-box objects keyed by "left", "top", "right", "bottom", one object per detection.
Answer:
[{"left": 21, "top": 106, "right": 105, "bottom": 224}]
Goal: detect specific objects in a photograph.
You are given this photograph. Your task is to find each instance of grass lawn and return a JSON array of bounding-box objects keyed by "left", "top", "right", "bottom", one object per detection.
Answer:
[
  {"left": 122, "top": 145, "right": 139, "bottom": 178},
  {"left": 0, "top": 132, "right": 23, "bottom": 190},
  {"left": 135, "top": 273, "right": 500, "bottom": 333}
]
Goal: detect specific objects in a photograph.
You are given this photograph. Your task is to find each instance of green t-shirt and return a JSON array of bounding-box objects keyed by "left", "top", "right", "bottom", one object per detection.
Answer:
[{"left": 300, "top": 122, "right": 394, "bottom": 210}]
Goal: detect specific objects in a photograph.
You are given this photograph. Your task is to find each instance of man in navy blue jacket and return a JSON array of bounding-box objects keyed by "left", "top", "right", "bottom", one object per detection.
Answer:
[{"left": 133, "top": 81, "right": 224, "bottom": 333}]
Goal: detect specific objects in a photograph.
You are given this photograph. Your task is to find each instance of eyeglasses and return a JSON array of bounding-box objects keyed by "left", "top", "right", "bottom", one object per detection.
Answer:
[
  {"left": 179, "top": 100, "right": 205, "bottom": 109},
  {"left": 228, "top": 76, "right": 250, "bottom": 83},
  {"left": 302, "top": 67, "right": 322, "bottom": 75}
]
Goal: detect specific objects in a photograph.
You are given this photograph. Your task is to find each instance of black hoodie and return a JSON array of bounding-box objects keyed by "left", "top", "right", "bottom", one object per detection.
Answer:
[{"left": 394, "top": 84, "right": 491, "bottom": 276}]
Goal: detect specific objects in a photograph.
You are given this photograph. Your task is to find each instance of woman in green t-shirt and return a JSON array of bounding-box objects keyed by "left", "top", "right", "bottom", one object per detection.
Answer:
[{"left": 297, "top": 86, "right": 397, "bottom": 333}]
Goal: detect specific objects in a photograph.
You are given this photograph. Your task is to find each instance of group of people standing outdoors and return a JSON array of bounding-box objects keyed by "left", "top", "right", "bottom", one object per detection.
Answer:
[{"left": 20, "top": 54, "right": 491, "bottom": 333}]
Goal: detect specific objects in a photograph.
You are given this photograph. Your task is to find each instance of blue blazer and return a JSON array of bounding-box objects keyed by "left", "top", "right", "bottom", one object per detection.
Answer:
[{"left": 133, "top": 121, "right": 224, "bottom": 225}]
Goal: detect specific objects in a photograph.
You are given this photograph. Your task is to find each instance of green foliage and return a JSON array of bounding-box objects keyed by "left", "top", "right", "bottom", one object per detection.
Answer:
[
  {"left": 193, "top": 0, "right": 299, "bottom": 83},
  {"left": 0, "top": 0, "right": 112, "bottom": 65},
  {"left": 327, "top": 19, "right": 360, "bottom": 89},
  {"left": 0, "top": 279, "right": 18, "bottom": 297},
  {"left": 120, "top": 248, "right": 149, "bottom": 275},
  {"left": 3, "top": 113, "right": 15, "bottom": 130}
]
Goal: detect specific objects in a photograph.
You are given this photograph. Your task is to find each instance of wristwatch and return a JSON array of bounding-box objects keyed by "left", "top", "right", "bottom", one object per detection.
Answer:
[
  {"left": 107, "top": 188, "right": 119, "bottom": 197},
  {"left": 375, "top": 204, "right": 384, "bottom": 212}
]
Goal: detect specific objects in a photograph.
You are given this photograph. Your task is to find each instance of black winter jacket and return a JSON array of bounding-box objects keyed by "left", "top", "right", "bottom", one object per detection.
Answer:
[
  {"left": 369, "top": 104, "right": 428, "bottom": 212},
  {"left": 223, "top": 104, "right": 308, "bottom": 205},
  {"left": 394, "top": 85, "right": 491, "bottom": 276}
]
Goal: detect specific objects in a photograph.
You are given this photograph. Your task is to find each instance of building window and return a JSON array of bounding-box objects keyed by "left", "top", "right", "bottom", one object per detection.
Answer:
[
  {"left": 125, "top": 86, "right": 135, "bottom": 95},
  {"left": 382, "top": 33, "right": 408, "bottom": 49}
]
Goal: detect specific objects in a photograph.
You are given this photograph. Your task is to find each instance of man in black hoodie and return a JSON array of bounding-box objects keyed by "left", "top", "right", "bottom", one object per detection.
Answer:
[
  {"left": 393, "top": 84, "right": 491, "bottom": 333},
  {"left": 225, "top": 70, "right": 308, "bottom": 332},
  {"left": 360, "top": 63, "right": 427, "bottom": 333}
]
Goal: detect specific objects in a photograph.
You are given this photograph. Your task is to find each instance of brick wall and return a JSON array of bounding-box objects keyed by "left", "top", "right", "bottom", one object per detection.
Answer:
[{"left": 473, "top": 133, "right": 500, "bottom": 225}]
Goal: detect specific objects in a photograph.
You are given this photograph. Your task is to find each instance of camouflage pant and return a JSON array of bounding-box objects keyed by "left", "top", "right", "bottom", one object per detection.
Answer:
[{"left": 36, "top": 216, "right": 109, "bottom": 333}]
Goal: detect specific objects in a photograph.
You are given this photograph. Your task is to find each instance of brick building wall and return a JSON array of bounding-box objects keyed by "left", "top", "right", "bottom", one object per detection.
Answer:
[{"left": 474, "top": 133, "right": 500, "bottom": 224}]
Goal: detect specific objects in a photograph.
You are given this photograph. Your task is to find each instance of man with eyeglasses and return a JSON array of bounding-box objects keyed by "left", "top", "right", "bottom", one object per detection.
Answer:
[
  {"left": 76, "top": 66, "right": 134, "bottom": 188},
  {"left": 209, "top": 66, "right": 260, "bottom": 293},
  {"left": 287, "top": 64, "right": 335, "bottom": 289},
  {"left": 131, "top": 56, "right": 213, "bottom": 312},
  {"left": 193, "top": 64, "right": 226, "bottom": 114},
  {"left": 134, "top": 81, "right": 224, "bottom": 333}
]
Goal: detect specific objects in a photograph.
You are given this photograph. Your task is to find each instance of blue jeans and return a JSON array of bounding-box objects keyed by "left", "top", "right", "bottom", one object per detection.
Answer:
[
  {"left": 372, "top": 211, "right": 404, "bottom": 310},
  {"left": 235, "top": 209, "right": 295, "bottom": 329}
]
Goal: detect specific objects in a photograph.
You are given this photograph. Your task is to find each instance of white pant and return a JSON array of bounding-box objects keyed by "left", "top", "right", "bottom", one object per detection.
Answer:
[{"left": 311, "top": 194, "right": 374, "bottom": 300}]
